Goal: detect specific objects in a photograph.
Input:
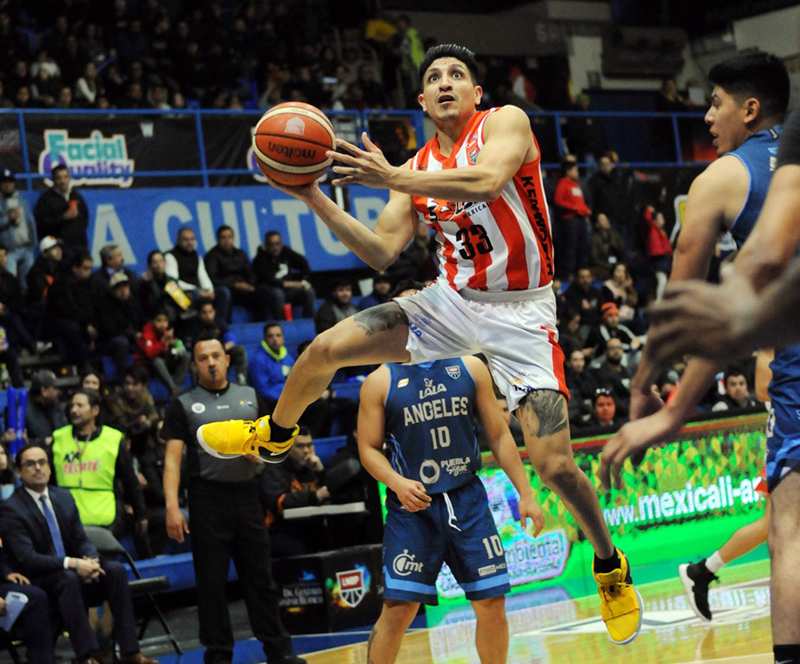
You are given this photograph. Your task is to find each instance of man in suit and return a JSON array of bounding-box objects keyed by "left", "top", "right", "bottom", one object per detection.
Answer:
[
  {"left": 0, "top": 526, "right": 55, "bottom": 663},
  {"left": 2, "top": 442, "right": 157, "bottom": 664}
]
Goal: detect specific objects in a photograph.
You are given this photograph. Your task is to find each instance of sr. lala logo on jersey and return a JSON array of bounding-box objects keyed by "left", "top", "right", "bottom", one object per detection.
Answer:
[{"left": 419, "top": 377, "right": 447, "bottom": 399}]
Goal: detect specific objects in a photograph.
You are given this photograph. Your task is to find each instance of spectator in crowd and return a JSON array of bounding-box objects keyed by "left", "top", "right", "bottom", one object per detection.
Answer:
[
  {"left": 315, "top": 279, "right": 357, "bottom": 334},
  {"left": 713, "top": 368, "right": 761, "bottom": 412},
  {"left": 358, "top": 272, "right": 392, "bottom": 310},
  {"left": 47, "top": 250, "right": 98, "bottom": 369},
  {"left": 249, "top": 322, "right": 294, "bottom": 411},
  {"left": 655, "top": 76, "right": 689, "bottom": 112},
  {"left": 92, "top": 243, "right": 139, "bottom": 295},
  {"left": 33, "top": 164, "right": 90, "bottom": 263},
  {"left": 586, "top": 302, "right": 641, "bottom": 356},
  {"left": 641, "top": 205, "right": 673, "bottom": 299},
  {"left": 0, "top": 440, "right": 17, "bottom": 498},
  {"left": 204, "top": 225, "right": 263, "bottom": 321},
  {"left": 51, "top": 390, "right": 149, "bottom": 555},
  {"left": 562, "top": 267, "right": 602, "bottom": 331},
  {"left": 585, "top": 387, "right": 624, "bottom": 428},
  {"left": 388, "top": 219, "right": 437, "bottom": 284},
  {"left": 259, "top": 427, "right": 330, "bottom": 557},
  {"left": 181, "top": 298, "right": 248, "bottom": 385},
  {"left": 0, "top": 244, "right": 44, "bottom": 361},
  {"left": 252, "top": 230, "right": 316, "bottom": 320},
  {"left": 3, "top": 442, "right": 158, "bottom": 664},
  {"left": 557, "top": 308, "right": 591, "bottom": 361},
  {"left": 98, "top": 273, "right": 144, "bottom": 379},
  {"left": 74, "top": 61, "right": 101, "bottom": 105},
  {"left": 163, "top": 333, "right": 304, "bottom": 664},
  {"left": 136, "top": 310, "right": 190, "bottom": 397},
  {"left": 107, "top": 365, "right": 160, "bottom": 459},
  {"left": 565, "top": 348, "right": 600, "bottom": 426},
  {"left": 30, "top": 66, "right": 60, "bottom": 107},
  {"left": 25, "top": 369, "right": 68, "bottom": 446},
  {"left": 0, "top": 511, "right": 56, "bottom": 664},
  {"left": 589, "top": 154, "right": 634, "bottom": 245},
  {"left": 589, "top": 213, "right": 627, "bottom": 281},
  {"left": 566, "top": 93, "right": 607, "bottom": 163},
  {"left": 25, "top": 235, "right": 61, "bottom": 338},
  {"left": 554, "top": 157, "right": 591, "bottom": 281},
  {"left": 165, "top": 226, "right": 230, "bottom": 320},
  {"left": 590, "top": 338, "right": 631, "bottom": 417},
  {"left": 601, "top": 263, "right": 638, "bottom": 325},
  {"left": 139, "top": 249, "right": 187, "bottom": 323},
  {"left": 0, "top": 169, "right": 37, "bottom": 287}
]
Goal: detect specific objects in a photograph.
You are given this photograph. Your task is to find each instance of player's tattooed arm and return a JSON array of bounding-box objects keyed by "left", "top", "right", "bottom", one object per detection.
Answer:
[
  {"left": 353, "top": 303, "right": 408, "bottom": 336},
  {"left": 521, "top": 390, "right": 569, "bottom": 437},
  {"left": 366, "top": 625, "right": 378, "bottom": 664}
]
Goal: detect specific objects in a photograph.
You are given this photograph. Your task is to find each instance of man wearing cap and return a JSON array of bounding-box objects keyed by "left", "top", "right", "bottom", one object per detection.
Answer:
[
  {"left": 0, "top": 168, "right": 37, "bottom": 288},
  {"left": 586, "top": 302, "right": 641, "bottom": 357},
  {"left": 33, "top": 163, "right": 89, "bottom": 264},
  {"left": 97, "top": 272, "right": 144, "bottom": 379},
  {"left": 314, "top": 279, "right": 357, "bottom": 335},
  {"left": 25, "top": 235, "right": 63, "bottom": 339},
  {"left": 25, "top": 368, "right": 68, "bottom": 446}
]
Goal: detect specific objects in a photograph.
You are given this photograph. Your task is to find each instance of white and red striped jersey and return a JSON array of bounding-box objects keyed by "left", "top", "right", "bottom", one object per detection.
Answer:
[{"left": 410, "top": 108, "right": 554, "bottom": 292}]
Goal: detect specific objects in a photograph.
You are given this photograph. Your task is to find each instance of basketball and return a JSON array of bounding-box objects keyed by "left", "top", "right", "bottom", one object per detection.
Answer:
[{"left": 252, "top": 102, "right": 336, "bottom": 186}]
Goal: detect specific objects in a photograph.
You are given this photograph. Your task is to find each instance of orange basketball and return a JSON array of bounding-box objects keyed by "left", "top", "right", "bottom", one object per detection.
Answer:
[{"left": 252, "top": 102, "right": 336, "bottom": 186}]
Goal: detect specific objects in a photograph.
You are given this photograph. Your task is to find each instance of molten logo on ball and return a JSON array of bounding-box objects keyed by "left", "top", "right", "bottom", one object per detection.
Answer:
[{"left": 268, "top": 142, "right": 316, "bottom": 160}]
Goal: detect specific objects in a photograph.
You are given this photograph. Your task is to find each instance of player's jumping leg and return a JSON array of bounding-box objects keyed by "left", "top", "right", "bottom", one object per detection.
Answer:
[
  {"left": 365, "top": 600, "right": 419, "bottom": 664},
  {"left": 769, "top": 471, "right": 800, "bottom": 662},
  {"left": 197, "top": 303, "right": 411, "bottom": 461},
  {"left": 680, "top": 499, "right": 770, "bottom": 621},
  {"left": 471, "top": 596, "right": 509, "bottom": 664},
  {"left": 516, "top": 390, "right": 642, "bottom": 644}
]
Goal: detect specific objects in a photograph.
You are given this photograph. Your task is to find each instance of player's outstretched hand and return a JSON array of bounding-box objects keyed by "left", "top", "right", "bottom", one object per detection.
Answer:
[
  {"left": 329, "top": 132, "right": 395, "bottom": 188},
  {"left": 518, "top": 495, "right": 544, "bottom": 537},
  {"left": 600, "top": 408, "right": 683, "bottom": 490},
  {"left": 647, "top": 266, "right": 758, "bottom": 364},
  {"left": 393, "top": 477, "right": 432, "bottom": 512}
]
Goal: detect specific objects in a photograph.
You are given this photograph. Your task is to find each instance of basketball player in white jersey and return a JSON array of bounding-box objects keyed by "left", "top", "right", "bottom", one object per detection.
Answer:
[{"left": 199, "top": 44, "right": 641, "bottom": 644}]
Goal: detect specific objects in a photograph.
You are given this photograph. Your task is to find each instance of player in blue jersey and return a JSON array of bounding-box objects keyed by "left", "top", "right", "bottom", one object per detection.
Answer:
[
  {"left": 357, "top": 280, "right": 543, "bottom": 664},
  {"left": 629, "top": 110, "right": 800, "bottom": 664},
  {"left": 602, "top": 52, "right": 789, "bottom": 472}
]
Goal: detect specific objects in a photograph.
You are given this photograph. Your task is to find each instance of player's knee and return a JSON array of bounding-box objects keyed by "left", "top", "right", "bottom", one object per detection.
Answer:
[
  {"left": 304, "top": 332, "right": 342, "bottom": 368},
  {"left": 381, "top": 599, "right": 419, "bottom": 629},
  {"left": 537, "top": 455, "right": 579, "bottom": 490},
  {"left": 472, "top": 596, "right": 507, "bottom": 624}
]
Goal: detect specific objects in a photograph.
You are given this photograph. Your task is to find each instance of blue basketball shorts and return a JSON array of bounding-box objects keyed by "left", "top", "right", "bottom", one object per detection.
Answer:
[{"left": 382, "top": 475, "right": 511, "bottom": 605}]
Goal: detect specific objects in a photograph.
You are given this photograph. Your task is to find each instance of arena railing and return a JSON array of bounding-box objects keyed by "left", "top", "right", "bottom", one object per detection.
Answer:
[{"left": 1, "top": 108, "right": 710, "bottom": 190}]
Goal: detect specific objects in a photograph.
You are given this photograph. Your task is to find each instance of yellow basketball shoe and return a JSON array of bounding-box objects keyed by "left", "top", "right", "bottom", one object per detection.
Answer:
[
  {"left": 593, "top": 549, "right": 643, "bottom": 645},
  {"left": 196, "top": 416, "right": 298, "bottom": 464}
]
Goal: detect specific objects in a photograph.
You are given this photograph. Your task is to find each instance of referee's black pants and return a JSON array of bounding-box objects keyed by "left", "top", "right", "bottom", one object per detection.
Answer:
[{"left": 189, "top": 478, "right": 292, "bottom": 664}]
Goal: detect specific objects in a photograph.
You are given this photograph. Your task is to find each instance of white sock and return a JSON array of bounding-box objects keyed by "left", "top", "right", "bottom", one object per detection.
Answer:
[{"left": 705, "top": 551, "right": 725, "bottom": 574}]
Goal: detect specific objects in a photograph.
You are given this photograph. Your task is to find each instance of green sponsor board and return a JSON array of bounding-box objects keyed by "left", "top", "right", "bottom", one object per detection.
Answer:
[{"left": 378, "top": 412, "right": 768, "bottom": 623}]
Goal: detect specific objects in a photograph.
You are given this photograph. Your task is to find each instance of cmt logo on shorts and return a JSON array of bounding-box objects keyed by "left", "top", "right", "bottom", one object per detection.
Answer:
[{"left": 392, "top": 550, "right": 423, "bottom": 576}]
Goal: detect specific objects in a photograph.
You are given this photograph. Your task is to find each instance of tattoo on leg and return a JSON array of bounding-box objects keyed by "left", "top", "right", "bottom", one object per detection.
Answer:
[
  {"left": 521, "top": 390, "right": 568, "bottom": 438},
  {"left": 367, "top": 625, "right": 378, "bottom": 664},
  {"left": 353, "top": 303, "right": 408, "bottom": 336}
]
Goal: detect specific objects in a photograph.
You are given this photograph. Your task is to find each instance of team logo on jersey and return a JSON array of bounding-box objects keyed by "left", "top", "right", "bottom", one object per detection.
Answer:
[
  {"left": 419, "top": 377, "right": 447, "bottom": 399},
  {"left": 419, "top": 459, "right": 440, "bottom": 484},
  {"left": 335, "top": 569, "right": 366, "bottom": 608},
  {"left": 392, "top": 550, "right": 423, "bottom": 576},
  {"left": 191, "top": 403, "right": 206, "bottom": 414},
  {"left": 397, "top": 378, "right": 409, "bottom": 388},
  {"left": 446, "top": 365, "right": 461, "bottom": 379}
]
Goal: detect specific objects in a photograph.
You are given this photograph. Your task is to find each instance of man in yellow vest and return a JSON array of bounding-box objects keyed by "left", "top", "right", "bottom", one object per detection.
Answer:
[{"left": 52, "top": 389, "right": 148, "bottom": 543}]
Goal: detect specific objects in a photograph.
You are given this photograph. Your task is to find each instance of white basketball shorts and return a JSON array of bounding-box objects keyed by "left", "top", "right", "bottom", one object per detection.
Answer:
[{"left": 393, "top": 279, "right": 568, "bottom": 412}]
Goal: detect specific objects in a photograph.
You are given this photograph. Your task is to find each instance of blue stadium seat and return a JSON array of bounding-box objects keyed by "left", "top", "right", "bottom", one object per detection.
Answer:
[{"left": 313, "top": 435, "right": 348, "bottom": 464}]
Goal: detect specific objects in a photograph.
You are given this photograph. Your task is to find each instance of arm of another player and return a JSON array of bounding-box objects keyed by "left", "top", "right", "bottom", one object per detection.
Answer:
[
  {"left": 332, "top": 106, "right": 535, "bottom": 202},
  {"left": 357, "top": 367, "right": 432, "bottom": 512},
  {"left": 464, "top": 357, "right": 543, "bottom": 536},
  {"left": 163, "top": 438, "right": 189, "bottom": 543},
  {"left": 263, "top": 175, "right": 417, "bottom": 272}
]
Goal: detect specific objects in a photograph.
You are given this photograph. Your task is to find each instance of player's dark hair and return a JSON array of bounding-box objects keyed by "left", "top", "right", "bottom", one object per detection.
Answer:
[
  {"left": 391, "top": 279, "right": 425, "bottom": 298},
  {"left": 709, "top": 52, "right": 789, "bottom": 121},
  {"left": 192, "top": 330, "right": 226, "bottom": 359},
  {"left": 419, "top": 44, "right": 479, "bottom": 88},
  {"left": 74, "top": 388, "right": 103, "bottom": 411}
]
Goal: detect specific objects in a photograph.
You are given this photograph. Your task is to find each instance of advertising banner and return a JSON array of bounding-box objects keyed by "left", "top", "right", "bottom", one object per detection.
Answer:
[
  {"left": 21, "top": 185, "right": 390, "bottom": 274},
  {"left": 379, "top": 412, "right": 768, "bottom": 619}
]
